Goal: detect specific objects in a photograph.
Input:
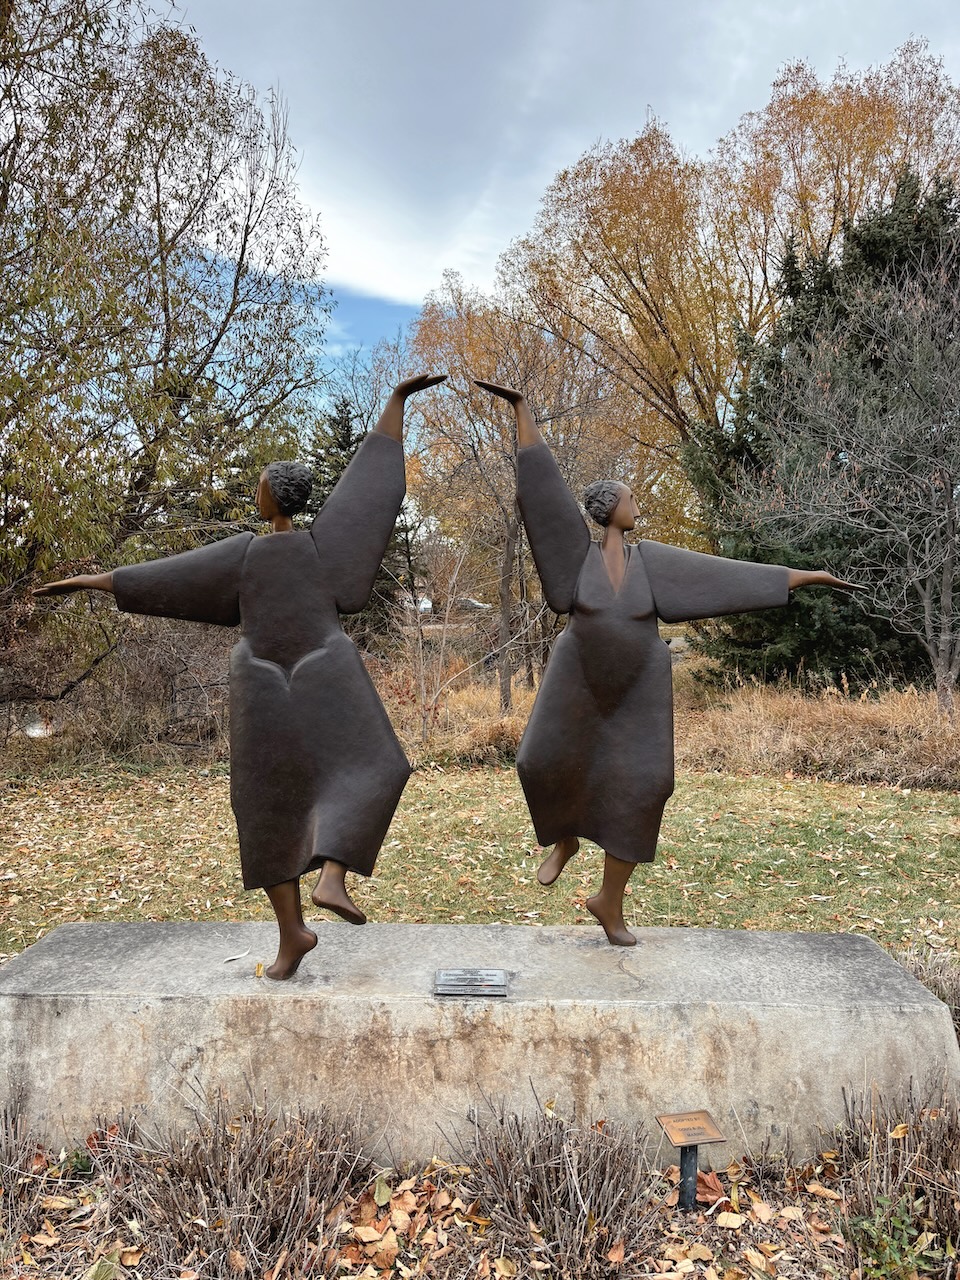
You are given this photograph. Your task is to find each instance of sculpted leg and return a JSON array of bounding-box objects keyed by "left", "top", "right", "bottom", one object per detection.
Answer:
[
  {"left": 264, "top": 879, "right": 317, "bottom": 979},
  {"left": 586, "top": 853, "right": 637, "bottom": 946},
  {"left": 536, "top": 836, "right": 580, "bottom": 886},
  {"left": 311, "top": 858, "right": 367, "bottom": 925}
]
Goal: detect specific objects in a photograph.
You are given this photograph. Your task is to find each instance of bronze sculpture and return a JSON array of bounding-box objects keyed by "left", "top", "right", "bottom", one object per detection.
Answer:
[
  {"left": 34, "top": 374, "right": 446, "bottom": 978},
  {"left": 475, "top": 380, "right": 855, "bottom": 947}
]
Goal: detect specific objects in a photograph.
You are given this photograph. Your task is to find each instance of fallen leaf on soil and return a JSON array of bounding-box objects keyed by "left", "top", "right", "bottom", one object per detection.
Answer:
[
  {"left": 805, "top": 1181, "right": 841, "bottom": 1201},
  {"left": 493, "top": 1258, "right": 518, "bottom": 1277},
  {"left": 354, "top": 1223, "right": 383, "bottom": 1243},
  {"left": 743, "top": 1246, "right": 775, "bottom": 1274},
  {"left": 697, "top": 1170, "right": 727, "bottom": 1205},
  {"left": 717, "top": 1211, "right": 745, "bottom": 1229},
  {"left": 40, "top": 1195, "right": 77, "bottom": 1211},
  {"left": 606, "top": 1239, "right": 625, "bottom": 1264}
]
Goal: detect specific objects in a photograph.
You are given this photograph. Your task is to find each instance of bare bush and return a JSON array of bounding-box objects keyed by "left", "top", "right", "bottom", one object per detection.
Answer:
[
  {"left": 833, "top": 1086, "right": 960, "bottom": 1276},
  {"left": 88, "top": 1095, "right": 368, "bottom": 1277},
  {"left": 458, "top": 1103, "right": 660, "bottom": 1277}
]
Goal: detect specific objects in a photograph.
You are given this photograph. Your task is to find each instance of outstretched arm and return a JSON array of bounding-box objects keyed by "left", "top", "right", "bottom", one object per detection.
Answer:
[
  {"left": 33, "top": 572, "right": 114, "bottom": 597},
  {"left": 374, "top": 373, "right": 447, "bottom": 441},
  {"left": 473, "top": 380, "right": 542, "bottom": 449},
  {"left": 788, "top": 569, "right": 860, "bottom": 591}
]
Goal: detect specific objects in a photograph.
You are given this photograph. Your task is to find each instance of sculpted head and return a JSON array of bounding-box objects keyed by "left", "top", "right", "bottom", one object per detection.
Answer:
[{"left": 258, "top": 461, "right": 313, "bottom": 519}]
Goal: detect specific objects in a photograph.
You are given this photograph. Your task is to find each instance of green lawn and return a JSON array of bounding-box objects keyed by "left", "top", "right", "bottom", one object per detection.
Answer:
[{"left": 2, "top": 764, "right": 958, "bottom": 964}]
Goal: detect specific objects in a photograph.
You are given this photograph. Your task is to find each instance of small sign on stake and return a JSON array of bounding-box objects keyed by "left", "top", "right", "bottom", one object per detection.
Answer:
[
  {"left": 434, "top": 968, "right": 508, "bottom": 998},
  {"left": 656, "top": 1110, "right": 726, "bottom": 1211}
]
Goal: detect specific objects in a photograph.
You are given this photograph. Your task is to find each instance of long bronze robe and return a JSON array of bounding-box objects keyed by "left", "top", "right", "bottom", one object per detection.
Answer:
[
  {"left": 516, "top": 441, "right": 789, "bottom": 864},
  {"left": 112, "top": 432, "right": 410, "bottom": 889}
]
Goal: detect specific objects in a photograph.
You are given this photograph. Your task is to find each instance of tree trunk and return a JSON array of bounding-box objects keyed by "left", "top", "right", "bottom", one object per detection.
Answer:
[
  {"left": 934, "top": 664, "right": 956, "bottom": 719},
  {"left": 497, "top": 513, "right": 518, "bottom": 713}
]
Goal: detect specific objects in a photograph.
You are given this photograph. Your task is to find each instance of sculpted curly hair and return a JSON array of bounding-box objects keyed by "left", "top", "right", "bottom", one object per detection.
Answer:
[
  {"left": 263, "top": 461, "right": 313, "bottom": 517},
  {"left": 582, "top": 479, "right": 625, "bottom": 527}
]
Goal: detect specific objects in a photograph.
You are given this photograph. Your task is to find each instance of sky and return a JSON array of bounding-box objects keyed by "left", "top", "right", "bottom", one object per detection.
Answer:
[{"left": 178, "top": 0, "right": 960, "bottom": 352}]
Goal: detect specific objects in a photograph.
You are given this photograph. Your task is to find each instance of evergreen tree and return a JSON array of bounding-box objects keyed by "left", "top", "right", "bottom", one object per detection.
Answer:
[{"left": 682, "top": 173, "right": 953, "bottom": 686}]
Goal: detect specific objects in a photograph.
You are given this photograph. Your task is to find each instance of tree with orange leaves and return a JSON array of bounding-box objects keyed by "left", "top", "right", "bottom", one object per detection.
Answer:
[{"left": 504, "top": 40, "right": 960, "bottom": 530}]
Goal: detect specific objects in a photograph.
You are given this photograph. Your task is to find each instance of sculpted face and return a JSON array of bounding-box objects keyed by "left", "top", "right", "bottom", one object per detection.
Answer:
[
  {"left": 609, "top": 485, "right": 639, "bottom": 531},
  {"left": 256, "top": 470, "right": 281, "bottom": 521}
]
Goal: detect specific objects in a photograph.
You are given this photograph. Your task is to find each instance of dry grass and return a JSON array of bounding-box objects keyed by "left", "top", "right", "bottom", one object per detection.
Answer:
[
  {"left": 9, "top": 641, "right": 960, "bottom": 791},
  {"left": 3, "top": 763, "right": 959, "bottom": 964},
  {"left": 677, "top": 680, "right": 960, "bottom": 790}
]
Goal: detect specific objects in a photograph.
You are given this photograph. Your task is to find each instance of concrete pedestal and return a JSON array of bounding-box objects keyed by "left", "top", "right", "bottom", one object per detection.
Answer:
[{"left": 1, "top": 922, "right": 956, "bottom": 1164}]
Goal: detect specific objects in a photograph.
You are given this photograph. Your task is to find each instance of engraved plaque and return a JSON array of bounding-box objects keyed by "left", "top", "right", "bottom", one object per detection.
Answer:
[
  {"left": 434, "top": 968, "right": 508, "bottom": 998},
  {"left": 656, "top": 1110, "right": 726, "bottom": 1147}
]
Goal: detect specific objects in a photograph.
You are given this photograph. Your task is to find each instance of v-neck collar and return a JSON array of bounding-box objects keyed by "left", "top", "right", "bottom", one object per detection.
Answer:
[{"left": 597, "top": 541, "right": 630, "bottom": 597}]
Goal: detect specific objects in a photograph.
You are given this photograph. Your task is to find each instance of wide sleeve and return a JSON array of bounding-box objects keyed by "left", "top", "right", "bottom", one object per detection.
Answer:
[
  {"left": 638, "top": 541, "right": 790, "bottom": 623},
  {"left": 310, "top": 431, "right": 406, "bottom": 614},
  {"left": 516, "top": 441, "right": 590, "bottom": 615},
  {"left": 112, "top": 532, "right": 253, "bottom": 626}
]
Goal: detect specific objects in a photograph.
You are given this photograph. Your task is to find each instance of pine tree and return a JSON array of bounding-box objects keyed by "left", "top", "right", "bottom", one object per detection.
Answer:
[{"left": 682, "top": 173, "right": 954, "bottom": 686}]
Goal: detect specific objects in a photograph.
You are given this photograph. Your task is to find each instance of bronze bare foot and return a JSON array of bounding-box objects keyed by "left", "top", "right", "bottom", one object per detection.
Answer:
[
  {"left": 311, "top": 860, "right": 367, "bottom": 925},
  {"left": 586, "top": 893, "right": 637, "bottom": 946},
  {"left": 265, "top": 926, "right": 317, "bottom": 980},
  {"left": 537, "top": 836, "right": 580, "bottom": 886}
]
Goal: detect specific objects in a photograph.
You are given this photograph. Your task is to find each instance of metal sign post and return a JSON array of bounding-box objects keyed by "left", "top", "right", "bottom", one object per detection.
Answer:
[{"left": 656, "top": 1110, "right": 726, "bottom": 1211}]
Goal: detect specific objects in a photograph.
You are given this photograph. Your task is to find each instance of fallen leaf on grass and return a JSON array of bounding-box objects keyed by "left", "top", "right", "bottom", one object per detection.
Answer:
[{"left": 83, "top": 1253, "right": 120, "bottom": 1280}]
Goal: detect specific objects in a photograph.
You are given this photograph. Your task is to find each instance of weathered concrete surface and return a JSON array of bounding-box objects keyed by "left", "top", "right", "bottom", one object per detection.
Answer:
[{"left": 1, "top": 922, "right": 956, "bottom": 1164}]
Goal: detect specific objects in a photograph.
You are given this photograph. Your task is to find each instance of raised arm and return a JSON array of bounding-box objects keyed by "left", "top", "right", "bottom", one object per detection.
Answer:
[
  {"left": 33, "top": 572, "right": 115, "bottom": 597},
  {"left": 473, "top": 380, "right": 542, "bottom": 450},
  {"left": 475, "top": 379, "right": 589, "bottom": 614},
  {"left": 313, "top": 374, "right": 445, "bottom": 613},
  {"left": 373, "top": 373, "right": 447, "bottom": 441}
]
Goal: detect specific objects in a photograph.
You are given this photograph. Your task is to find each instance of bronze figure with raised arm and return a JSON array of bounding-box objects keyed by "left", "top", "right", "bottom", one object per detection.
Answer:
[
  {"left": 475, "top": 379, "right": 855, "bottom": 947},
  {"left": 34, "top": 374, "right": 446, "bottom": 978}
]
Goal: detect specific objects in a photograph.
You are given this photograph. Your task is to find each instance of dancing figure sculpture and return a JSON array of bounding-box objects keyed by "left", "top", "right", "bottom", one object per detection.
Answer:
[
  {"left": 476, "top": 380, "right": 854, "bottom": 947},
  {"left": 34, "top": 374, "right": 446, "bottom": 977}
]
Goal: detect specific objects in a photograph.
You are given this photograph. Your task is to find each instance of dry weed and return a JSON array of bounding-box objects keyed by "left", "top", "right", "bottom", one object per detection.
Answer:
[
  {"left": 458, "top": 1104, "right": 659, "bottom": 1276},
  {"left": 678, "top": 683, "right": 960, "bottom": 789},
  {"left": 899, "top": 947, "right": 960, "bottom": 1041},
  {"left": 832, "top": 1086, "right": 960, "bottom": 1276}
]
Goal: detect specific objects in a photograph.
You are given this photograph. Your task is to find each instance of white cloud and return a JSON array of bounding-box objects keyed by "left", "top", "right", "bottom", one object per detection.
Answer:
[{"left": 182, "top": 0, "right": 960, "bottom": 306}]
